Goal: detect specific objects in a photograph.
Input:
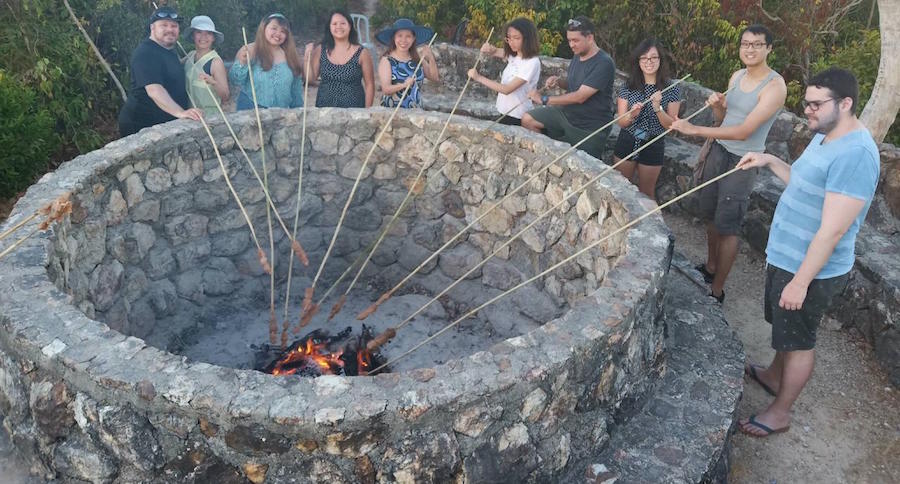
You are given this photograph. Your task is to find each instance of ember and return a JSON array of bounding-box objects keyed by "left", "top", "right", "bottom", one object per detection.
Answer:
[{"left": 258, "top": 326, "right": 384, "bottom": 377}]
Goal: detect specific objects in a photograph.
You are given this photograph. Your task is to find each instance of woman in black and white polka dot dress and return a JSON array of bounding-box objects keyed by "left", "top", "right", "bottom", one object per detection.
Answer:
[
  {"left": 305, "top": 9, "right": 375, "bottom": 108},
  {"left": 614, "top": 39, "right": 682, "bottom": 202}
]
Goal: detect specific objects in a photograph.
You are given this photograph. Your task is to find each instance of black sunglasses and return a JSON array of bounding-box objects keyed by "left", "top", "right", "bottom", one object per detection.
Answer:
[{"left": 153, "top": 11, "right": 180, "bottom": 20}]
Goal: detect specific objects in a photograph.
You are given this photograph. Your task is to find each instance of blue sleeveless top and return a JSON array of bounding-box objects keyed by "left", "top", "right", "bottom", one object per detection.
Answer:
[{"left": 381, "top": 57, "right": 424, "bottom": 109}]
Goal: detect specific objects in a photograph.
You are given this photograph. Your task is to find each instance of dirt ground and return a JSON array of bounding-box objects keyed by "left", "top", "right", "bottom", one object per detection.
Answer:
[{"left": 665, "top": 211, "right": 900, "bottom": 484}]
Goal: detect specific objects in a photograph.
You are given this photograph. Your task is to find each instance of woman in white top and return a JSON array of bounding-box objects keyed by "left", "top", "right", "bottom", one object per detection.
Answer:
[{"left": 468, "top": 18, "right": 541, "bottom": 126}]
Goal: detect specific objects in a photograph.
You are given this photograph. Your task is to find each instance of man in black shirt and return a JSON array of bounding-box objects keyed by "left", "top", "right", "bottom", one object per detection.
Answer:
[
  {"left": 118, "top": 6, "right": 202, "bottom": 137},
  {"left": 522, "top": 16, "right": 615, "bottom": 160}
]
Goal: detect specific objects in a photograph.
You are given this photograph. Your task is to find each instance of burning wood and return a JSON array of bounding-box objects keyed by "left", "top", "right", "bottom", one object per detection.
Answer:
[{"left": 259, "top": 326, "right": 384, "bottom": 377}]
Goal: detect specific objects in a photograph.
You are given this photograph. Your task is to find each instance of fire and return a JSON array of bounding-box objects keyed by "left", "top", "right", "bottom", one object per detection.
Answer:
[
  {"left": 269, "top": 337, "right": 374, "bottom": 376},
  {"left": 271, "top": 338, "right": 345, "bottom": 376}
]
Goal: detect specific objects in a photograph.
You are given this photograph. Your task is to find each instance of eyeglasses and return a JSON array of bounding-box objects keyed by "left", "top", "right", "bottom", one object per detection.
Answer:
[
  {"left": 567, "top": 19, "right": 582, "bottom": 28},
  {"left": 152, "top": 11, "right": 180, "bottom": 20},
  {"left": 639, "top": 55, "right": 660, "bottom": 63},
  {"left": 739, "top": 41, "right": 767, "bottom": 50},
  {"left": 801, "top": 98, "right": 836, "bottom": 112}
]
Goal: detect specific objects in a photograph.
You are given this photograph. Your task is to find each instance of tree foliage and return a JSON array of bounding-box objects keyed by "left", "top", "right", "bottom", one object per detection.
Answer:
[{"left": 378, "top": 0, "right": 895, "bottom": 142}]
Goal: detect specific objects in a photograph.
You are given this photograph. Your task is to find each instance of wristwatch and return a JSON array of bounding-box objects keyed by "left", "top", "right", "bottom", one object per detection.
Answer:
[
  {"left": 655, "top": 104, "right": 663, "bottom": 113},
  {"left": 541, "top": 95, "right": 549, "bottom": 106}
]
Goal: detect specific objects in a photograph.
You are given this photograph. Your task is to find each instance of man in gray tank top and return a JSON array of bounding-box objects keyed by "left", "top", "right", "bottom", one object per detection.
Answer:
[{"left": 671, "top": 24, "right": 787, "bottom": 304}]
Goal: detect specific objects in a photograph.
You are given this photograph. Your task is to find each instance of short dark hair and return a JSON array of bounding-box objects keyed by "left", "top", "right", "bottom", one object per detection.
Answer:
[
  {"left": 504, "top": 17, "right": 540, "bottom": 59},
  {"left": 739, "top": 24, "right": 773, "bottom": 46},
  {"left": 808, "top": 67, "right": 859, "bottom": 113},
  {"left": 566, "top": 16, "right": 595, "bottom": 37}
]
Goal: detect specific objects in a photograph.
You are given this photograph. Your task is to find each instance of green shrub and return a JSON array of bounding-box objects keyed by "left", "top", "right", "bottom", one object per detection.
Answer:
[{"left": 0, "top": 71, "right": 57, "bottom": 199}]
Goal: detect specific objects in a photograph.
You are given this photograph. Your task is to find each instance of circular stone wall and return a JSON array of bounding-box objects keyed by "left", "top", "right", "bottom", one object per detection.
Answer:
[{"left": 0, "top": 108, "right": 671, "bottom": 483}]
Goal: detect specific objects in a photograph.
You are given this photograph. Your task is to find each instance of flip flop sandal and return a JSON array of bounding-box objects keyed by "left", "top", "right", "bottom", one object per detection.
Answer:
[
  {"left": 744, "top": 363, "right": 777, "bottom": 396},
  {"left": 740, "top": 415, "right": 790, "bottom": 438},
  {"left": 694, "top": 263, "right": 715, "bottom": 283}
]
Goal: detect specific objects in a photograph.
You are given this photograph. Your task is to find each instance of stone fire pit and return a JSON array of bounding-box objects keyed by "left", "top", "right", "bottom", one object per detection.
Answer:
[{"left": 0, "top": 109, "right": 675, "bottom": 482}]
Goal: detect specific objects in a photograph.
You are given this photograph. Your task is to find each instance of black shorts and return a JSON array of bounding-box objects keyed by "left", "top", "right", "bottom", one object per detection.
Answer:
[
  {"left": 764, "top": 264, "right": 848, "bottom": 351},
  {"left": 697, "top": 142, "right": 758, "bottom": 236},
  {"left": 613, "top": 128, "right": 666, "bottom": 166}
]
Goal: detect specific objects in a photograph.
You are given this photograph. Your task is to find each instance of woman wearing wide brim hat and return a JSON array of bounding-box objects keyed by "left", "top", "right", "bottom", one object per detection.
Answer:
[
  {"left": 375, "top": 18, "right": 440, "bottom": 109},
  {"left": 183, "top": 15, "right": 229, "bottom": 114}
]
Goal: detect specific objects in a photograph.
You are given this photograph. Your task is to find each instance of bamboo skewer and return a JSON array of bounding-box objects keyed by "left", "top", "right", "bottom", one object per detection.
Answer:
[
  {"left": 369, "top": 163, "right": 743, "bottom": 373},
  {"left": 282, "top": 53, "right": 313, "bottom": 346},
  {"left": 297, "top": 32, "right": 441, "bottom": 328},
  {"left": 241, "top": 27, "right": 279, "bottom": 346},
  {"left": 0, "top": 227, "right": 41, "bottom": 261},
  {"left": 0, "top": 193, "right": 72, "bottom": 261},
  {"left": 369, "top": 87, "right": 728, "bottom": 350},
  {"left": 319, "top": 29, "right": 498, "bottom": 322},
  {"left": 195, "top": 112, "right": 269, "bottom": 274},
  {"left": 358, "top": 74, "right": 692, "bottom": 320},
  {"left": 201, "top": 83, "right": 308, "bottom": 266},
  {"left": 0, "top": 212, "right": 40, "bottom": 242},
  {"left": 367, "top": 87, "right": 725, "bottom": 351}
]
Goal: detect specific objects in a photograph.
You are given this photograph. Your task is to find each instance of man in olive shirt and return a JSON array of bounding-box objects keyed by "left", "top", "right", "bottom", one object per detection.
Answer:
[
  {"left": 522, "top": 16, "right": 615, "bottom": 160},
  {"left": 118, "top": 6, "right": 202, "bottom": 137}
]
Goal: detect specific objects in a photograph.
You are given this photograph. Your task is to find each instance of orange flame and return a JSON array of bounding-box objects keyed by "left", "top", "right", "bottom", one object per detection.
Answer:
[{"left": 270, "top": 338, "right": 346, "bottom": 376}]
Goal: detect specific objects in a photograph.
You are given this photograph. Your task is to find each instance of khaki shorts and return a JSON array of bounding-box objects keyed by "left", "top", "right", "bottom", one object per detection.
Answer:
[
  {"left": 526, "top": 106, "right": 609, "bottom": 160},
  {"left": 697, "top": 142, "right": 757, "bottom": 235}
]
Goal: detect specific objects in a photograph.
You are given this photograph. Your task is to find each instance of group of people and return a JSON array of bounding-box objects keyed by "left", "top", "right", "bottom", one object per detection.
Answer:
[{"left": 118, "top": 6, "right": 880, "bottom": 443}]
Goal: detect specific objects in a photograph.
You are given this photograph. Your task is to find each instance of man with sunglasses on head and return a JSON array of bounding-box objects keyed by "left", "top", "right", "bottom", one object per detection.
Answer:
[
  {"left": 734, "top": 68, "right": 878, "bottom": 438},
  {"left": 521, "top": 16, "right": 615, "bottom": 160},
  {"left": 118, "top": 6, "right": 202, "bottom": 137},
  {"left": 671, "top": 24, "right": 787, "bottom": 305}
]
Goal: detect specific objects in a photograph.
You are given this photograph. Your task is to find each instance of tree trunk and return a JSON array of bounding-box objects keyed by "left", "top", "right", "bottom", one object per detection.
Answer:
[{"left": 860, "top": 0, "right": 899, "bottom": 142}]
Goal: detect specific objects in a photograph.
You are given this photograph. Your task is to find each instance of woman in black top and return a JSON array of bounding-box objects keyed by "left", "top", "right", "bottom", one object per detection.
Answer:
[
  {"left": 305, "top": 9, "right": 375, "bottom": 108},
  {"left": 614, "top": 38, "right": 681, "bottom": 202}
]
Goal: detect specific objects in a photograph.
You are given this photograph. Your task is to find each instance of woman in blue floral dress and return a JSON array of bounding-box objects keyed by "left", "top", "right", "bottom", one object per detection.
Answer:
[{"left": 375, "top": 18, "right": 439, "bottom": 108}]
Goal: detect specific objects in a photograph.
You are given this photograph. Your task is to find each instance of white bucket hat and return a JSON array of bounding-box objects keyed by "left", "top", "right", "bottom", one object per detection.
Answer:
[{"left": 184, "top": 15, "right": 224, "bottom": 44}]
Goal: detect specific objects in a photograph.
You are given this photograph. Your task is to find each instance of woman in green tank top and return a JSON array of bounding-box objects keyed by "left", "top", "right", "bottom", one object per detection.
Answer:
[{"left": 183, "top": 16, "right": 229, "bottom": 114}]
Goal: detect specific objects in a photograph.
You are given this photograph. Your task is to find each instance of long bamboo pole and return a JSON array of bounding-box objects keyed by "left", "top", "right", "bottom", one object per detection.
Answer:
[
  {"left": 241, "top": 27, "right": 279, "bottom": 345},
  {"left": 321, "top": 29, "right": 499, "bottom": 321},
  {"left": 199, "top": 83, "right": 309, "bottom": 266},
  {"left": 368, "top": 163, "right": 744, "bottom": 373},
  {"left": 365, "top": 86, "right": 721, "bottom": 349},
  {"left": 62, "top": 0, "right": 127, "bottom": 100},
  {"left": 358, "top": 74, "right": 692, "bottom": 320},
  {"left": 282, "top": 53, "right": 313, "bottom": 347},
  {"left": 296, "top": 32, "right": 442, "bottom": 329}
]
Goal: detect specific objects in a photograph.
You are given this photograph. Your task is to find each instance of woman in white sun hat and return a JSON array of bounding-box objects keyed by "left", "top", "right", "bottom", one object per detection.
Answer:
[{"left": 183, "top": 15, "right": 229, "bottom": 114}]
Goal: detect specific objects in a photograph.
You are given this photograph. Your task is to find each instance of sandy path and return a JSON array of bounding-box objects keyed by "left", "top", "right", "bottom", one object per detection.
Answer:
[{"left": 664, "top": 211, "right": 899, "bottom": 484}]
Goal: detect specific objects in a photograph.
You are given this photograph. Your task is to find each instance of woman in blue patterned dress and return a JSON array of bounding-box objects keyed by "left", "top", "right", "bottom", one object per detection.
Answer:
[
  {"left": 614, "top": 38, "right": 682, "bottom": 202},
  {"left": 305, "top": 9, "right": 375, "bottom": 108},
  {"left": 375, "top": 18, "right": 439, "bottom": 108},
  {"left": 229, "top": 13, "right": 304, "bottom": 110}
]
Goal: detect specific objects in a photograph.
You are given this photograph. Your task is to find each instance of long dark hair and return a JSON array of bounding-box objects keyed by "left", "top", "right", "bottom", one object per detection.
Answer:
[
  {"left": 626, "top": 38, "right": 672, "bottom": 92},
  {"left": 503, "top": 18, "right": 540, "bottom": 59},
  {"left": 321, "top": 9, "right": 359, "bottom": 53},
  {"left": 383, "top": 30, "right": 421, "bottom": 65}
]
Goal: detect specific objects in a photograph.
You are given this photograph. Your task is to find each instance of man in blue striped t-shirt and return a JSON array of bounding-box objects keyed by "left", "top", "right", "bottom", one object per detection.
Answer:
[{"left": 734, "top": 68, "right": 879, "bottom": 438}]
